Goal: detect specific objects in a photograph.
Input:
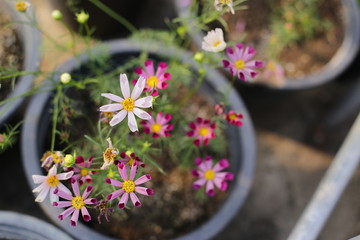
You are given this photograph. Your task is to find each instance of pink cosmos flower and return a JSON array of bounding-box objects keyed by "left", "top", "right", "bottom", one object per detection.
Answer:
[
  {"left": 134, "top": 60, "right": 171, "bottom": 96},
  {"left": 225, "top": 110, "right": 243, "bottom": 127},
  {"left": 187, "top": 117, "right": 216, "bottom": 146},
  {"left": 32, "top": 165, "right": 73, "bottom": 203},
  {"left": 69, "top": 156, "right": 96, "bottom": 185},
  {"left": 116, "top": 152, "right": 145, "bottom": 168},
  {"left": 105, "top": 162, "right": 154, "bottom": 209},
  {"left": 100, "top": 74, "right": 153, "bottom": 132},
  {"left": 191, "top": 156, "right": 234, "bottom": 196},
  {"left": 140, "top": 112, "right": 173, "bottom": 138},
  {"left": 222, "top": 44, "right": 263, "bottom": 82},
  {"left": 53, "top": 180, "right": 97, "bottom": 227}
]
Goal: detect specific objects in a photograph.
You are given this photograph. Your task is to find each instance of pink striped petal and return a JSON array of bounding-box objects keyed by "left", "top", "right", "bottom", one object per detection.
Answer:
[
  {"left": 84, "top": 198, "right": 97, "bottom": 204},
  {"left": 135, "top": 186, "right": 154, "bottom": 196},
  {"left": 107, "top": 189, "right": 124, "bottom": 201},
  {"left": 57, "top": 171, "right": 74, "bottom": 180},
  {"left": 53, "top": 201, "right": 72, "bottom": 208},
  {"left": 134, "top": 174, "right": 151, "bottom": 185},
  {"left": 193, "top": 178, "right": 206, "bottom": 189},
  {"left": 118, "top": 192, "right": 129, "bottom": 209},
  {"left": 120, "top": 74, "right": 130, "bottom": 99},
  {"left": 144, "top": 60, "right": 155, "bottom": 76},
  {"left": 213, "top": 159, "right": 230, "bottom": 172},
  {"left": 71, "top": 181, "right": 80, "bottom": 196},
  {"left": 70, "top": 209, "right": 80, "bottom": 226},
  {"left": 81, "top": 207, "right": 91, "bottom": 222},
  {"left": 50, "top": 190, "right": 59, "bottom": 203},
  {"left": 58, "top": 207, "right": 75, "bottom": 221},
  {"left": 82, "top": 185, "right": 93, "bottom": 199},
  {"left": 206, "top": 180, "right": 215, "bottom": 196},
  {"left": 129, "top": 162, "right": 137, "bottom": 181},
  {"left": 105, "top": 178, "right": 122, "bottom": 187},
  {"left": 118, "top": 163, "right": 128, "bottom": 181},
  {"left": 101, "top": 93, "right": 124, "bottom": 103},
  {"left": 129, "top": 192, "right": 141, "bottom": 207},
  {"left": 58, "top": 182, "right": 72, "bottom": 195},
  {"left": 54, "top": 188, "right": 73, "bottom": 200}
]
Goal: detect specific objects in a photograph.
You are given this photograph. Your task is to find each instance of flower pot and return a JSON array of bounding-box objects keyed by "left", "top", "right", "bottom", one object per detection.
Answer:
[
  {"left": 48, "top": 0, "right": 176, "bottom": 40},
  {"left": 175, "top": 0, "right": 360, "bottom": 90},
  {"left": 21, "top": 39, "right": 255, "bottom": 239},
  {"left": 0, "top": 0, "right": 40, "bottom": 126},
  {"left": 0, "top": 210, "right": 72, "bottom": 240}
]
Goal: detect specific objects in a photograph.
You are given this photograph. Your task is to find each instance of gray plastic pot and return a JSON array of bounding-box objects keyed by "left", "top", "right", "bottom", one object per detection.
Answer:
[
  {"left": 175, "top": 0, "right": 360, "bottom": 90},
  {"left": 0, "top": 0, "right": 40, "bottom": 126},
  {"left": 0, "top": 211, "right": 72, "bottom": 240},
  {"left": 21, "top": 39, "right": 255, "bottom": 240}
]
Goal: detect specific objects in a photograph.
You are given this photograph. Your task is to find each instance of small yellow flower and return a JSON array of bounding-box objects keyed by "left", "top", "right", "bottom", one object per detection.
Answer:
[
  {"left": 76, "top": 10, "right": 89, "bottom": 24},
  {"left": 16, "top": 1, "right": 30, "bottom": 12}
]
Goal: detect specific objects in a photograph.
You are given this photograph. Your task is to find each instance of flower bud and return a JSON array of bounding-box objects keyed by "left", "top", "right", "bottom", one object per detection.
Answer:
[
  {"left": 51, "top": 10, "right": 63, "bottom": 21},
  {"left": 64, "top": 154, "right": 75, "bottom": 166},
  {"left": 60, "top": 73, "right": 71, "bottom": 84},
  {"left": 194, "top": 52, "right": 204, "bottom": 62},
  {"left": 76, "top": 10, "right": 89, "bottom": 24}
]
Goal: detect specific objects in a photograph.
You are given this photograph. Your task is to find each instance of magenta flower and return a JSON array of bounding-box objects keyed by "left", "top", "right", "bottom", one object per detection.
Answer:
[
  {"left": 99, "top": 74, "right": 153, "bottom": 132},
  {"left": 32, "top": 165, "right": 73, "bottom": 203},
  {"left": 187, "top": 117, "right": 216, "bottom": 146},
  {"left": 222, "top": 44, "right": 263, "bottom": 81},
  {"left": 140, "top": 112, "right": 173, "bottom": 138},
  {"left": 225, "top": 110, "right": 243, "bottom": 127},
  {"left": 105, "top": 162, "right": 154, "bottom": 209},
  {"left": 134, "top": 60, "right": 171, "bottom": 96},
  {"left": 69, "top": 156, "right": 96, "bottom": 185},
  {"left": 191, "top": 156, "right": 234, "bottom": 196},
  {"left": 116, "top": 152, "right": 145, "bottom": 168},
  {"left": 53, "top": 180, "right": 97, "bottom": 226}
]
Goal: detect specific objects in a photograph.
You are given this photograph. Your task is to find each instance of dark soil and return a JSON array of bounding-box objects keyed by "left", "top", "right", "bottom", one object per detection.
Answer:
[
  {"left": 0, "top": 8, "right": 23, "bottom": 101},
  {"left": 221, "top": 0, "right": 344, "bottom": 84}
]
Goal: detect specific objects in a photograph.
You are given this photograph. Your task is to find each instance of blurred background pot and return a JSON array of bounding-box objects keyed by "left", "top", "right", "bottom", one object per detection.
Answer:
[
  {"left": 0, "top": 0, "right": 40, "bottom": 126},
  {"left": 175, "top": 0, "right": 360, "bottom": 90},
  {"left": 21, "top": 39, "right": 255, "bottom": 239},
  {"left": 49, "top": 0, "right": 177, "bottom": 40},
  {"left": 0, "top": 211, "right": 72, "bottom": 240}
]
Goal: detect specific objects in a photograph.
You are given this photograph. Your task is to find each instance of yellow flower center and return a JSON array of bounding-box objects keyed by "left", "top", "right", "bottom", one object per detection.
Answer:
[
  {"left": 126, "top": 158, "right": 135, "bottom": 166},
  {"left": 151, "top": 123, "right": 162, "bottom": 133},
  {"left": 104, "top": 112, "right": 114, "bottom": 118},
  {"left": 204, "top": 170, "right": 216, "bottom": 180},
  {"left": 122, "top": 98, "right": 135, "bottom": 111},
  {"left": 147, "top": 76, "right": 158, "bottom": 88},
  {"left": 71, "top": 196, "right": 85, "bottom": 209},
  {"left": 47, "top": 176, "right": 59, "bottom": 187},
  {"left": 234, "top": 60, "right": 245, "bottom": 70},
  {"left": 198, "top": 127, "right": 209, "bottom": 137},
  {"left": 103, "top": 148, "right": 117, "bottom": 163},
  {"left": 16, "top": 1, "right": 29, "bottom": 12},
  {"left": 228, "top": 113, "right": 237, "bottom": 120},
  {"left": 219, "top": 0, "right": 232, "bottom": 4},
  {"left": 52, "top": 154, "right": 63, "bottom": 163},
  {"left": 213, "top": 41, "right": 221, "bottom": 47},
  {"left": 122, "top": 180, "right": 135, "bottom": 193},
  {"left": 80, "top": 169, "right": 89, "bottom": 176}
]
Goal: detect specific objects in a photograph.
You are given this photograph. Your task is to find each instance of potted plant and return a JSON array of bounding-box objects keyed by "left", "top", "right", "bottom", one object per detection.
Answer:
[
  {"left": 0, "top": 0, "right": 40, "bottom": 126},
  {"left": 175, "top": 0, "right": 360, "bottom": 89},
  {"left": 21, "top": 39, "right": 256, "bottom": 239}
]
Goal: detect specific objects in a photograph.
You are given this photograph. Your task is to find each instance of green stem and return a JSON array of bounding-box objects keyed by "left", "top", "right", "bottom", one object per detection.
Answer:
[
  {"left": 50, "top": 85, "right": 61, "bottom": 151},
  {"left": 88, "top": 0, "right": 137, "bottom": 33}
]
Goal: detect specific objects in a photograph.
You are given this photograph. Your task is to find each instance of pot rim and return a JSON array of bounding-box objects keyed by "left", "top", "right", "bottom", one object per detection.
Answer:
[
  {"left": 21, "top": 39, "right": 256, "bottom": 240},
  {"left": 175, "top": 0, "right": 360, "bottom": 90},
  {"left": 0, "top": 0, "right": 41, "bottom": 125}
]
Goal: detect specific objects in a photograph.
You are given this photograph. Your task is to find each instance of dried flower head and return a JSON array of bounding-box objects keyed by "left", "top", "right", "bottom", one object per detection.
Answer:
[{"left": 101, "top": 138, "right": 119, "bottom": 170}]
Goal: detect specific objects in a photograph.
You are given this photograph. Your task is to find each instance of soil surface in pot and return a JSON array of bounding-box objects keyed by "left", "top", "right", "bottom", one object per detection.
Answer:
[
  {"left": 219, "top": 0, "right": 344, "bottom": 84},
  {"left": 0, "top": 7, "right": 23, "bottom": 101}
]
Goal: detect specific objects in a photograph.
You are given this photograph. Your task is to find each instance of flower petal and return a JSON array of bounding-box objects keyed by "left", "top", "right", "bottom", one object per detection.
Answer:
[
  {"left": 135, "top": 186, "right": 154, "bottom": 196},
  {"left": 101, "top": 93, "right": 124, "bottom": 103},
  {"left": 135, "top": 96, "right": 153, "bottom": 108},
  {"left": 58, "top": 207, "right": 75, "bottom": 221},
  {"left": 127, "top": 111, "right": 138, "bottom": 132},
  {"left": 57, "top": 171, "right": 74, "bottom": 180},
  {"left": 81, "top": 207, "right": 91, "bottom": 222},
  {"left": 131, "top": 76, "right": 146, "bottom": 100},
  {"left": 129, "top": 192, "right": 142, "bottom": 207},
  {"left": 107, "top": 189, "right": 124, "bottom": 201},
  {"left": 109, "top": 110, "right": 127, "bottom": 127},
  {"left": 99, "top": 103, "right": 123, "bottom": 112},
  {"left": 32, "top": 175, "right": 47, "bottom": 184},
  {"left": 134, "top": 174, "right": 151, "bottom": 185},
  {"left": 35, "top": 185, "right": 50, "bottom": 202},
  {"left": 120, "top": 74, "right": 130, "bottom": 99},
  {"left": 70, "top": 209, "right": 80, "bottom": 226},
  {"left": 133, "top": 108, "right": 151, "bottom": 120},
  {"left": 118, "top": 192, "right": 129, "bottom": 209}
]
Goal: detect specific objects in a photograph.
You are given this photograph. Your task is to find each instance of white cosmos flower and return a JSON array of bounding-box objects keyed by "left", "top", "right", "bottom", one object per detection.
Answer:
[
  {"left": 214, "top": 0, "right": 235, "bottom": 14},
  {"left": 202, "top": 28, "right": 227, "bottom": 53},
  {"left": 100, "top": 74, "right": 153, "bottom": 132}
]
